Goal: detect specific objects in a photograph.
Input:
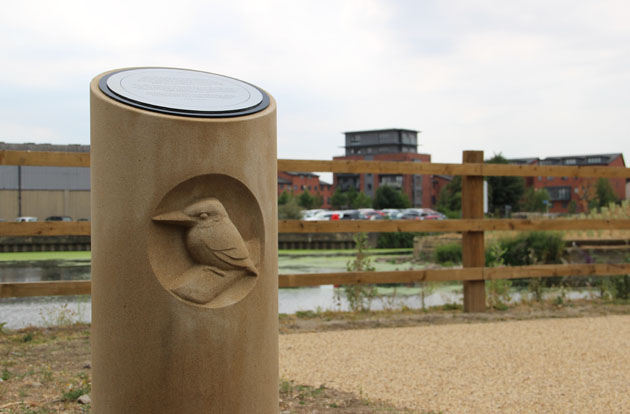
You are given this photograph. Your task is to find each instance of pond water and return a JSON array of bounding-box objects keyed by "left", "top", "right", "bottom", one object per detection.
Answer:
[{"left": 0, "top": 255, "right": 594, "bottom": 329}]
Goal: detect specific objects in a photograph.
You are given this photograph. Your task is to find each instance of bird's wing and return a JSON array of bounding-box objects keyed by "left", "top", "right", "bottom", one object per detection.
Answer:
[{"left": 203, "top": 220, "right": 250, "bottom": 259}]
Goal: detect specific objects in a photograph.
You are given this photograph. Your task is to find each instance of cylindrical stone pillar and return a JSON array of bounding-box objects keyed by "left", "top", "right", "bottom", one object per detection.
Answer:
[{"left": 90, "top": 67, "right": 277, "bottom": 413}]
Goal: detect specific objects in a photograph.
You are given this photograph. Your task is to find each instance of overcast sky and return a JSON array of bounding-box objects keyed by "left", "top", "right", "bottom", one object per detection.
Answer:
[{"left": 1, "top": 0, "right": 629, "bottom": 166}]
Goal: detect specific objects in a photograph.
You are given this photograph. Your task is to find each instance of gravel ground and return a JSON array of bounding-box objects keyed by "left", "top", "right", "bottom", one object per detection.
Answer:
[{"left": 280, "top": 315, "right": 630, "bottom": 414}]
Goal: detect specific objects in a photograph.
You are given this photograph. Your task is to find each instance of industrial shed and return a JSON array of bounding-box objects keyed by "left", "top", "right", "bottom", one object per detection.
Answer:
[{"left": 0, "top": 142, "right": 90, "bottom": 221}]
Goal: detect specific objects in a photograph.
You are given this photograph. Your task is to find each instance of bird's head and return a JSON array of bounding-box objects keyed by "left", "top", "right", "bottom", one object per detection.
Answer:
[{"left": 152, "top": 198, "right": 228, "bottom": 227}]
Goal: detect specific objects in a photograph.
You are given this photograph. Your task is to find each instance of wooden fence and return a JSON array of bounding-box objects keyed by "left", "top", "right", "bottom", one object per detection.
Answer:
[{"left": 2, "top": 149, "right": 630, "bottom": 311}]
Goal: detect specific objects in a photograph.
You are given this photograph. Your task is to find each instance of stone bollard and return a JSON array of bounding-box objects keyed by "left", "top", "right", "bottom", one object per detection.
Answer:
[{"left": 90, "top": 68, "right": 278, "bottom": 413}]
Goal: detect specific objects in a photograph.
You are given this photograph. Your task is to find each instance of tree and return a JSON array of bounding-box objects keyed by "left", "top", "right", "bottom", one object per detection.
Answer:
[
  {"left": 372, "top": 186, "right": 410, "bottom": 209},
  {"left": 330, "top": 188, "right": 347, "bottom": 210},
  {"left": 278, "top": 191, "right": 291, "bottom": 205},
  {"left": 298, "top": 190, "right": 316, "bottom": 209},
  {"left": 278, "top": 196, "right": 303, "bottom": 219},
  {"left": 592, "top": 178, "right": 618, "bottom": 210},
  {"left": 486, "top": 154, "right": 525, "bottom": 216},
  {"left": 313, "top": 193, "right": 324, "bottom": 209},
  {"left": 351, "top": 192, "right": 373, "bottom": 209},
  {"left": 345, "top": 187, "right": 358, "bottom": 209},
  {"left": 436, "top": 176, "right": 462, "bottom": 216},
  {"left": 522, "top": 188, "right": 550, "bottom": 212}
]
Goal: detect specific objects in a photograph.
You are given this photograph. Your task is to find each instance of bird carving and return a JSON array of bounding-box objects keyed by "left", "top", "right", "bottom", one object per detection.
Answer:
[{"left": 152, "top": 198, "right": 257, "bottom": 304}]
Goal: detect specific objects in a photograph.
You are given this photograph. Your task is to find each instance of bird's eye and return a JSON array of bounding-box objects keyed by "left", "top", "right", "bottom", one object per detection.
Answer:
[{"left": 199, "top": 213, "right": 209, "bottom": 219}]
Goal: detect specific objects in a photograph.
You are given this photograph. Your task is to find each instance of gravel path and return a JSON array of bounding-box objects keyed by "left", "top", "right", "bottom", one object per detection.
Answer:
[{"left": 279, "top": 315, "right": 630, "bottom": 413}]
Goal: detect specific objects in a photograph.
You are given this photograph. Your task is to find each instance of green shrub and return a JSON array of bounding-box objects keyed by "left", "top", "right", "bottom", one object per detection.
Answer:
[
  {"left": 609, "top": 275, "right": 630, "bottom": 301},
  {"left": 338, "top": 233, "right": 377, "bottom": 312},
  {"left": 376, "top": 232, "right": 415, "bottom": 248},
  {"left": 434, "top": 243, "right": 462, "bottom": 264},
  {"left": 498, "top": 231, "right": 565, "bottom": 266}
]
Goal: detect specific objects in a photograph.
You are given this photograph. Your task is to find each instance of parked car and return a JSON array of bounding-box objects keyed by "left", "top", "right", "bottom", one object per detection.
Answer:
[
  {"left": 301, "top": 209, "right": 326, "bottom": 219},
  {"left": 341, "top": 210, "right": 361, "bottom": 220},
  {"left": 380, "top": 209, "right": 401, "bottom": 219},
  {"left": 16, "top": 216, "right": 38, "bottom": 222},
  {"left": 399, "top": 211, "right": 422, "bottom": 220},
  {"left": 305, "top": 211, "right": 343, "bottom": 221},
  {"left": 364, "top": 211, "right": 386, "bottom": 220},
  {"left": 369, "top": 213, "right": 387, "bottom": 220},
  {"left": 45, "top": 216, "right": 72, "bottom": 222},
  {"left": 418, "top": 208, "right": 446, "bottom": 220}
]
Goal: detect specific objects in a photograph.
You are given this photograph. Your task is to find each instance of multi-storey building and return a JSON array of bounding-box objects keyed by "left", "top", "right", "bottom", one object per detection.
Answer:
[
  {"left": 511, "top": 153, "right": 627, "bottom": 213},
  {"left": 277, "top": 171, "right": 334, "bottom": 209},
  {"left": 332, "top": 128, "right": 434, "bottom": 207}
]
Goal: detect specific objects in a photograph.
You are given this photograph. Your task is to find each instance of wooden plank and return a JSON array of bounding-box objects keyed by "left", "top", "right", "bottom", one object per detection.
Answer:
[
  {"left": 1, "top": 150, "right": 629, "bottom": 178},
  {"left": 0, "top": 222, "right": 91, "bottom": 236},
  {"left": 1, "top": 218, "right": 629, "bottom": 237},
  {"left": 279, "top": 268, "right": 482, "bottom": 288},
  {"left": 462, "top": 151, "right": 486, "bottom": 312},
  {"left": 278, "top": 263, "right": 630, "bottom": 288},
  {"left": 1, "top": 263, "right": 628, "bottom": 297},
  {"left": 277, "top": 159, "right": 630, "bottom": 178},
  {"left": 278, "top": 219, "right": 630, "bottom": 233},
  {"left": 482, "top": 163, "right": 630, "bottom": 179},
  {"left": 0, "top": 281, "right": 91, "bottom": 298},
  {"left": 1, "top": 151, "right": 629, "bottom": 178},
  {"left": 484, "top": 263, "right": 630, "bottom": 280},
  {"left": 0, "top": 150, "right": 90, "bottom": 167},
  {"left": 278, "top": 159, "right": 475, "bottom": 176}
]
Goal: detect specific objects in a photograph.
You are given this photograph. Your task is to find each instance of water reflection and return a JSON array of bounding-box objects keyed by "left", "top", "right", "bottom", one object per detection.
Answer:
[
  {"left": 0, "top": 259, "right": 595, "bottom": 330},
  {"left": 0, "top": 260, "right": 91, "bottom": 283}
]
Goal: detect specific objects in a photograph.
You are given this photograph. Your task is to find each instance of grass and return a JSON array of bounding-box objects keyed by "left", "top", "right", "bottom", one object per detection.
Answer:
[
  {"left": 279, "top": 248, "right": 413, "bottom": 255},
  {"left": 0, "top": 251, "right": 91, "bottom": 262}
]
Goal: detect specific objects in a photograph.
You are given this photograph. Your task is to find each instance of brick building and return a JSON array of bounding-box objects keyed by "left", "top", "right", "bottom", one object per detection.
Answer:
[
  {"left": 511, "top": 153, "right": 627, "bottom": 213},
  {"left": 332, "top": 129, "right": 435, "bottom": 207},
  {"left": 277, "top": 171, "right": 334, "bottom": 209}
]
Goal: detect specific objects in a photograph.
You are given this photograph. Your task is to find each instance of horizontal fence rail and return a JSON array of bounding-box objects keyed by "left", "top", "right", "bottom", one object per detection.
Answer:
[
  {"left": 2, "top": 263, "right": 630, "bottom": 297},
  {"left": 0, "top": 150, "right": 90, "bottom": 167},
  {"left": 278, "top": 219, "right": 630, "bottom": 233},
  {"left": 0, "top": 222, "right": 91, "bottom": 236},
  {"left": 4, "top": 219, "right": 630, "bottom": 237},
  {"left": 3, "top": 150, "right": 630, "bottom": 178},
  {"left": 3, "top": 149, "right": 630, "bottom": 307},
  {"left": 277, "top": 159, "right": 630, "bottom": 179}
]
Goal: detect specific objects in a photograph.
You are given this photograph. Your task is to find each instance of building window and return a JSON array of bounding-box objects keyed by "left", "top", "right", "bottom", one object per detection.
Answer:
[
  {"left": 564, "top": 159, "right": 576, "bottom": 165},
  {"left": 402, "top": 132, "right": 416, "bottom": 144},
  {"left": 379, "top": 175, "right": 403, "bottom": 189},
  {"left": 546, "top": 186, "right": 571, "bottom": 201},
  {"left": 587, "top": 157, "right": 602, "bottom": 164},
  {"left": 350, "top": 135, "right": 360, "bottom": 144}
]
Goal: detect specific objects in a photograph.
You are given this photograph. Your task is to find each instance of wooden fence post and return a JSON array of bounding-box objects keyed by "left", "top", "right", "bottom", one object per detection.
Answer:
[{"left": 462, "top": 150, "right": 486, "bottom": 312}]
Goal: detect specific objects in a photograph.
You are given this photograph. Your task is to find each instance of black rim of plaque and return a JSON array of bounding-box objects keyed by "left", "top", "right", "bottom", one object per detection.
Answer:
[{"left": 98, "top": 68, "right": 270, "bottom": 118}]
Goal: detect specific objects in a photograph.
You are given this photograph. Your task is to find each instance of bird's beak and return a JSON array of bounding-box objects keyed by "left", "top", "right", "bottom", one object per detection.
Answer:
[{"left": 152, "top": 211, "right": 196, "bottom": 227}]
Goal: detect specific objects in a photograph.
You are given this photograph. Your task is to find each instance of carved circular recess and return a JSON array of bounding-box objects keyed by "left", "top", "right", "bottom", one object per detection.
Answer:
[{"left": 148, "top": 174, "right": 264, "bottom": 308}]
